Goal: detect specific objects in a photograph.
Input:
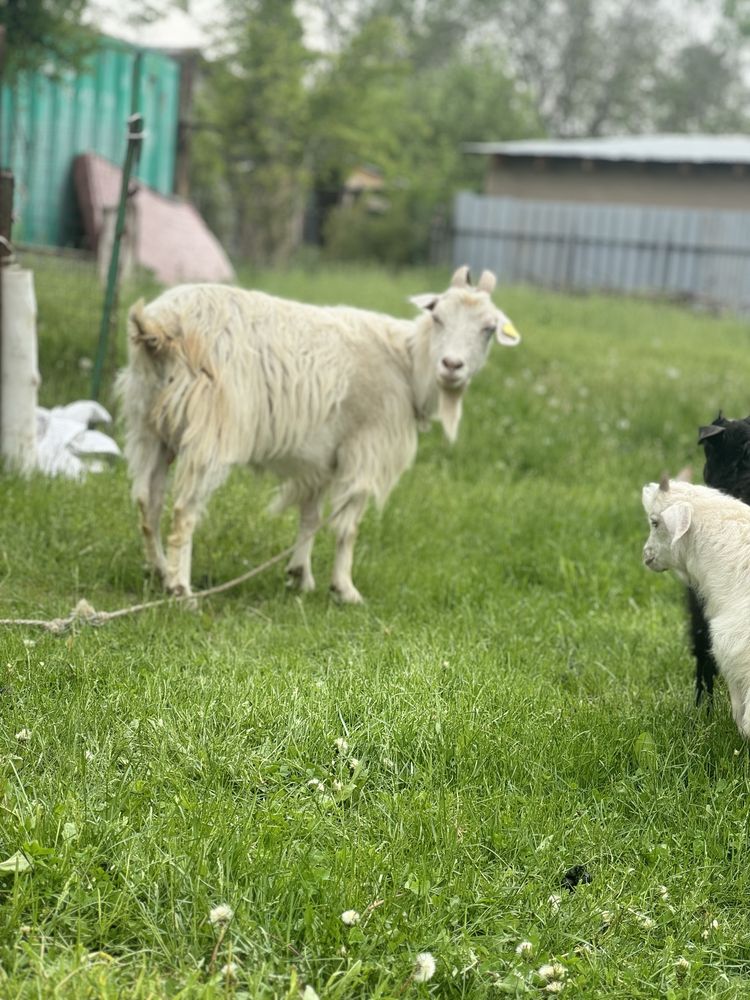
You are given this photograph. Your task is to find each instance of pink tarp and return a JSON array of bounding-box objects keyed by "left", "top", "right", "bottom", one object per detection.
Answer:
[{"left": 74, "top": 153, "right": 235, "bottom": 285}]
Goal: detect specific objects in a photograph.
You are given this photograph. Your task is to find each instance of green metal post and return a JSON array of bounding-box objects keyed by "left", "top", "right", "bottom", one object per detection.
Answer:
[{"left": 91, "top": 52, "right": 144, "bottom": 400}]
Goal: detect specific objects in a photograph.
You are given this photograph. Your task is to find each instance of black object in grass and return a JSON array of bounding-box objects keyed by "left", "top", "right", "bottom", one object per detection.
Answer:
[{"left": 561, "top": 864, "right": 592, "bottom": 892}]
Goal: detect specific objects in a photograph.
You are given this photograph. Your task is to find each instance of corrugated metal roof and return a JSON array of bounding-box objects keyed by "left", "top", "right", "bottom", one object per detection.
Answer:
[{"left": 464, "top": 134, "right": 750, "bottom": 164}]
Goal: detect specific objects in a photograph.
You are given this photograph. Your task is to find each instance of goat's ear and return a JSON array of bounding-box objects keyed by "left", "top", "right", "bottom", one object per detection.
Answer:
[
  {"left": 409, "top": 293, "right": 440, "bottom": 312},
  {"left": 698, "top": 423, "right": 725, "bottom": 444},
  {"left": 675, "top": 465, "right": 693, "bottom": 483},
  {"left": 495, "top": 309, "right": 521, "bottom": 346},
  {"left": 662, "top": 502, "right": 692, "bottom": 545}
]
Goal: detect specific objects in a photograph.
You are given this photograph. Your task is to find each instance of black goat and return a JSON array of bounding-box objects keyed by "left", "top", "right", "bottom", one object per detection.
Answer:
[{"left": 692, "top": 412, "right": 750, "bottom": 703}]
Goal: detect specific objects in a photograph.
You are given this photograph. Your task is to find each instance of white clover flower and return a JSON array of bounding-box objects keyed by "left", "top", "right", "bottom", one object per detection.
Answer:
[
  {"left": 548, "top": 893, "right": 562, "bottom": 912},
  {"left": 412, "top": 952, "right": 437, "bottom": 983},
  {"left": 515, "top": 940, "right": 534, "bottom": 958},
  {"left": 306, "top": 778, "right": 325, "bottom": 791},
  {"left": 675, "top": 957, "right": 690, "bottom": 974},
  {"left": 332, "top": 780, "right": 344, "bottom": 792},
  {"left": 348, "top": 757, "right": 360, "bottom": 770},
  {"left": 334, "top": 737, "right": 349, "bottom": 753},
  {"left": 22, "top": 639, "right": 36, "bottom": 649},
  {"left": 382, "top": 757, "right": 396, "bottom": 770},
  {"left": 84, "top": 749, "right": 95, "bottom": 762},
  {"left": 15, "top": 729, "right": 31, "bottom": 742},
  {"left": 600, "top": 910, "right": 614, "bottom": 926},
  {"left": 221, "top": 962, "right": 239, "bottom": 981},
  {"left": 302, "top": 987, "right": 320, "bottom": 1000},
  {"left": 658, "top": 885, "right": 670, "bottom": 901},
  {"left": 538, "top": 963, "right": 566, "bottom": 983},
  {"left": 209, "top": 903, "right": 234, "bottom": 927},
  {"left": 545, "top": 983, "right": 565, "bottom": 994},
  {"left": 341, "top": 909, "right": 360, "bottom": 926},
  {"left": 711, "top": 918, "right": 719, "bottom": 930},
  {"left": 637, "top": 913, "right": 655, "bottom": 930}
]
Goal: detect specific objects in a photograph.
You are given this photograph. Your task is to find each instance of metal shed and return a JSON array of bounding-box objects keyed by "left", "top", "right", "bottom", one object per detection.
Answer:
[{"left": 0, "top": 37, "right": 180, "bottom": 247}]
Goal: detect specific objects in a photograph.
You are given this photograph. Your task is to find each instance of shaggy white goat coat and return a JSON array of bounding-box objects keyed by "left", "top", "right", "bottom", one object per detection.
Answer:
[
  {"left": 642, "top": 478, "right": 750, "bottom": 736},
  {"left": 117, "top": 268, "right": 520, "bottom": 602}
]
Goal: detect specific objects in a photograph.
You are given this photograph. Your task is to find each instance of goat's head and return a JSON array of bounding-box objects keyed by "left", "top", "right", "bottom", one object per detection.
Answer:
[
  {"left": 698, "top": 411, "right": 750, "bottom": 501},
  {"left": 641, "top": 475, "right": 693, "bottom": 573},
  {"left": 410, "top": 265, "right": 520, "bottom": 396}
]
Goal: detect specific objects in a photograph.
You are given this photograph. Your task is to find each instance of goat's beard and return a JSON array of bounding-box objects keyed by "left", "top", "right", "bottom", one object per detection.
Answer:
[{"left": 438, "top": 386, "right": 464, "bottom": 443}]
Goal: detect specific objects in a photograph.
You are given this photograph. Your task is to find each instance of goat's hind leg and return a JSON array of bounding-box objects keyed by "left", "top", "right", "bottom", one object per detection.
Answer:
[
  {"left": 286, "top": 491, "right": 323, "bottom": 592},
  {"left": 166, "top": 455, "right": 228, "bottom": 601},
  {"left": 132, "top": 437, "right": 171, "bottom": 580}
]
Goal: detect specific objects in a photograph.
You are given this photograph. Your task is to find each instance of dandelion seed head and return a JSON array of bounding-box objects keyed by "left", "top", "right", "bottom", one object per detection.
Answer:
[
  {"left": 341, "top": 909, "right": 360, "bottom": 926},
  {"left": 412, "top": 952, "right": 436, "bottom": 983},
  {"left": 209, "top": 903, "right": 234, "bottom": 927}
]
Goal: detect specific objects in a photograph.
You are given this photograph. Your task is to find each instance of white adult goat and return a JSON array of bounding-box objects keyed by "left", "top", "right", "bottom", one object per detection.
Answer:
[
  {"left": 642, "top": 476, "right": 750, "bottom": 736},
  {"left": 117, "top": 267, "right": 520, "bottom": 603}
]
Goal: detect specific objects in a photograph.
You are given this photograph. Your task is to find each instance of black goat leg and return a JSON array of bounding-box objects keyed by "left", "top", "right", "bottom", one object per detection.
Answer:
[{"left": 687, "top": 586, "right": 717, "bottom": 705}]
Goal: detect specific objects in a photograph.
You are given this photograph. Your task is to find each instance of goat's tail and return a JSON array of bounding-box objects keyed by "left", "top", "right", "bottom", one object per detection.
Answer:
[{"left": 128, "top": 298, "right": 176, "bottom": 358}]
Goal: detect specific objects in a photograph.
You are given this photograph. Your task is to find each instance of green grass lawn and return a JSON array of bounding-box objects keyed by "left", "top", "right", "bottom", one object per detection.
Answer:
[{"left": 2, "top": 261, "right": 750, "bottom": 997}]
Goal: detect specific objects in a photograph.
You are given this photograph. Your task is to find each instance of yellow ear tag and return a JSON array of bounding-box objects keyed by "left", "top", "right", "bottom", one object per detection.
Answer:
[{"left": 502, "top": 321, "right": 519, "bottom": 340}]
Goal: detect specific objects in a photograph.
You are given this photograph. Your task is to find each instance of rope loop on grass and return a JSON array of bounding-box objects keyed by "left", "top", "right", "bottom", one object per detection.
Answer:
[{"left": 0, "top": 508, "right": 345, "bottom": 634}]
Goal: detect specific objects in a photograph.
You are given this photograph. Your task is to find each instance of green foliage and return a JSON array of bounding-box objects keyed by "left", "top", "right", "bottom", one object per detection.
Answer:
[
  {"left": 4, "top": 263, "right": 750, "bottom": 995},
  {"left": 0, "top": 0, "right": 95, "bottom": 80}
]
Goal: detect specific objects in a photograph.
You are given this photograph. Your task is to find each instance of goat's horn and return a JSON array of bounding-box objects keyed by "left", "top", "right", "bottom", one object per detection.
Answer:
[
  {"left": 450, "top": 266, "right": 471, "bottom": 288},
  {"left": 675, "top": 465, "right": 693, "bottom": 482},
  {"left": 477, "top": 270, "right": 496, "bottom": 294},
  {"left": 658, "top": 472, "right": 670, "bottom": 492}
]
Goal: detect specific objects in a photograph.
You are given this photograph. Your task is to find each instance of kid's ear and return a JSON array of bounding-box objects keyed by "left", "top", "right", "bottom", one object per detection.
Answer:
[
  {"left": 409, "top": 293, "right": 440, "bottom": 312},
  {"left": 662, "top": 502, "right": 692, "bottom": 545}
]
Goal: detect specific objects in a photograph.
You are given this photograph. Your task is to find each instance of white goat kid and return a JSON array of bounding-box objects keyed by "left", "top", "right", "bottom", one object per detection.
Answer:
[
  {"left": 642, "top": 476, "right": 750, "bottom": 736},
  {"left": 117, "top": 267, "right": 520, "bottom": 604}
]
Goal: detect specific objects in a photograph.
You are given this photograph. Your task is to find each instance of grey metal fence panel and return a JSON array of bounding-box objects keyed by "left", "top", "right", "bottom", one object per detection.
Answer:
[{"left": 453, "top": 192, "right": 750, "bottom": 313}]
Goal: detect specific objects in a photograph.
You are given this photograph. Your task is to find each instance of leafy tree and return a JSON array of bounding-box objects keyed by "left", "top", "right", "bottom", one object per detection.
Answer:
[
  {"left": 0, "top": 0, "right": 94, "bottom": 80},
  {"left": 192, "top": 0, "right": 310, "bottom": 263}
]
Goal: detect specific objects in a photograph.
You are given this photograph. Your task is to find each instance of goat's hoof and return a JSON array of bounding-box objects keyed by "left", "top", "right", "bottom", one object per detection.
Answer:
[
  {"left": 286, "top": 565, "right": 315, "bottom": 592},
  {"left": 330, "top": 583, "right": 364, "bottom": 605},
  {"left": 166, "top": 583, "right": 197, "bottom": 610}
]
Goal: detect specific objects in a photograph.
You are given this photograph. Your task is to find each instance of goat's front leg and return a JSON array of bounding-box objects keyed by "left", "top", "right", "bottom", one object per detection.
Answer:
[
  {"left": 286, "top": 492, "right": 323, "bottom": 592},
  {"left": 330, "top": 492, "right": 368, "bottom": 604}
]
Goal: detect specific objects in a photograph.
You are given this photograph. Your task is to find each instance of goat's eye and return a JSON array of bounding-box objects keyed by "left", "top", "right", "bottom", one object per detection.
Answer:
[
  {"left": 482, "top": 324, "right": 497, "bottom": 338},
  {"left": 650, "top": 517, "right": 659, "bottom": 529}
]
